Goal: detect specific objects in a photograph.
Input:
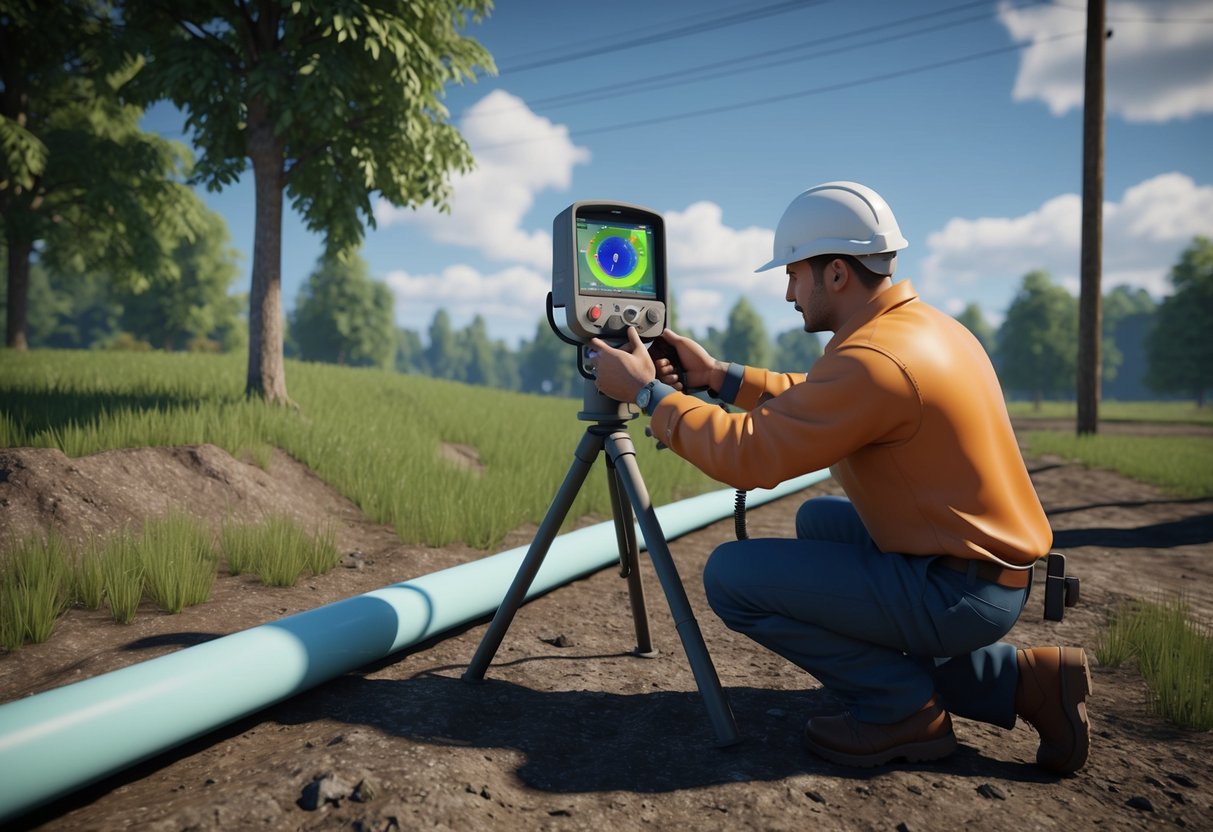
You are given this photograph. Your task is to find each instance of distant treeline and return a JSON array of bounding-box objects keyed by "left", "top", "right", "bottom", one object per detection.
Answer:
[{"left": 3, "top": 238, "right": 1210, "bottom": 406}]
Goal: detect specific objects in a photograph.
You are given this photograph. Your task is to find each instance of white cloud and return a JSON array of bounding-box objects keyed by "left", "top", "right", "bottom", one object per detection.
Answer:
[
  {"left": 383, "top": 263, "right": 549, "bottom": 345},
  {"left": 676, "top": 288, "right": 727, "bottom": 333},
  {"left": 375, "top": 90, "right": 591, "bottom": 268},
  {"left": 663, "top": 201, "right": 785, "bottom": 332},
  {"left": 999, "top": 0, "right": 1213, "bottom": 122},
  {"left": 922, "top": 172, "right": 1213, "bottom": 314}
]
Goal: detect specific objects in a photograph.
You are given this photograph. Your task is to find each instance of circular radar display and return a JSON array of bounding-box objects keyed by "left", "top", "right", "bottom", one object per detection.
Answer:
[{"left": 586, "top": 227, "right": 649, "bottom": 288}]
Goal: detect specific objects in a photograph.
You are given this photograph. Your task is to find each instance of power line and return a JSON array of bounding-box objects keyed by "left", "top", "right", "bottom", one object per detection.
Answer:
[
  {"left": 461, "top": 0, "right": 1036, "bottom": 121},
  {"left": 477, "top": 30, "right": 1084, "bottom": 151},
  {"left": 487, "top": 0, "right": 786, "bottom": 67},
  {"left": 494, "top": 0, "right": 829, "bottom": 75}
]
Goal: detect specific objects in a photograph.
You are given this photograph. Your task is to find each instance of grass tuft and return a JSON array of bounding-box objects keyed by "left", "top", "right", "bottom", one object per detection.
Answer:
[
  {"left": 137, "top": 513, "right": 217, "bottom": 613},
  {"left": 72, "top": 540, "right": 108, "bottom": 610},
  {"left": 305, "top": 523, "right": 340, "bottom": 576},
  {"left": 100, "top": 531, "right": 144, "bottom": 624},
  {"left": 1096, "top": 594, "right": 1213, "bottom": 731},
  {"left": 220, "top": 521, "right": 260, "bottom": 577},
  {"left": 0, "top": 533, "right": 72, "bottom": 650},
  {"left": 220, "top": 516, "right": 339, "bottom": 587}
]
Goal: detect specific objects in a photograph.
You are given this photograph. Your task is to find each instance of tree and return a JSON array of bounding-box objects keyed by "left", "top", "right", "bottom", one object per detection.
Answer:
[
  {"left": 665, "top": 289, "right": 681, "bottom": 332},
  {"left": 291, "top": 249, "right": 395, "bottom": 367},
  {"left": 996, "top": 271, "right": 1079, "bottom": 406},
  {"left": 698, "top": 325, "right": 727, "bottom": 366},
  {"left": 1, "top": 1, "right": 200, "bottom": 350},
  {"left": 772, "top": 328, "right": 822, "bottom": 374},
  {"left": 395, "top": 327, "right": 425, "bottom": 374},
  {"left": 1147, "top": 237, "right": 1213, "bottom": 405},
  {"left": 495, "top": 343, "right": 521, "bottom": 391},
  {"left": 118, "top": 209, "right": 242, "bottom": 350},
  {"left": 518, "top": 318, "right": 576, "bottom": 397},
  {"left": 0, "top": 256, "right": 117, "bottom": 348},
  {"left": 121, "top": 1, "right": 494, "bottom": 402},
  {"left": 955, "top": 302, "right": 994, "bottom": 354},
  {"left": 425, "top": 309, "right": 464, "bottom": 381},
  {"left": 1101, "top": 285, "right": 1155, "bottom": 400},
  {"left": 462, "top": 315, "right": 497, "bottom": 387},
  {"left": 720, "top": 297, "right": 770, "bottom": 369}
]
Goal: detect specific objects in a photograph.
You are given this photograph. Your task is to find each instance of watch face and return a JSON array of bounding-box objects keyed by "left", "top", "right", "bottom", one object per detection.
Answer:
[{"left": 636, "top": 385, "right": 651, "bottom": 408}]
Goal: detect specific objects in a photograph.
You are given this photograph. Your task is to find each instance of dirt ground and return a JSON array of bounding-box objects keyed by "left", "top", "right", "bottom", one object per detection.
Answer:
[{"left": 1, "top": 427, "right": 1211, "bottom": 832}]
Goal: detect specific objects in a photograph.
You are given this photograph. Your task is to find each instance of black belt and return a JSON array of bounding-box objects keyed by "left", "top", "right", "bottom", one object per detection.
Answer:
[{"left": 935, "top": 556, "right": 1032, "bottom": 589}]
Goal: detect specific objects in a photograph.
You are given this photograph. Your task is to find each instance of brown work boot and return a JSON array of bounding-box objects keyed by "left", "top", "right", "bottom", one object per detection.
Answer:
[
  {"left": 1015, "top": 646, "right": 1092, "bottom": 774},
  {"left": 802, "top": 694, "right": 957, "bottom": 767}
]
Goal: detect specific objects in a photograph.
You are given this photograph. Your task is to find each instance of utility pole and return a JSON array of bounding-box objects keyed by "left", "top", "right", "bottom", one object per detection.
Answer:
[{"left": 1077, "top": 0, "right": 1107, "bottom": 435}]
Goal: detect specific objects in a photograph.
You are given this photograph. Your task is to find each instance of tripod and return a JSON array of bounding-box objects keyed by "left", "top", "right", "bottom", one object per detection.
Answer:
[{"left": 462, "top": 379, "right": 740, "bottom": 747}]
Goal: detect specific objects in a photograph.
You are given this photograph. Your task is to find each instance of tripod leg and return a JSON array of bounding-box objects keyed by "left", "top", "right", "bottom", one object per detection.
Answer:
[
  {"left": 605, "top": 456, "right": 657, "bottom": 657},
  {"left": 463, "top": 428, "right": 605, "bottom": 682},
  {"left": 606, "top": 430, "right": 741, "bottom": 747}
]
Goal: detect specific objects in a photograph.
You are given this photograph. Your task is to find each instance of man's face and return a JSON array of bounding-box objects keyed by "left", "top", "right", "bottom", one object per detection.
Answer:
[{"left": 785, "top": 259, "right": 832, "bottom": 332}]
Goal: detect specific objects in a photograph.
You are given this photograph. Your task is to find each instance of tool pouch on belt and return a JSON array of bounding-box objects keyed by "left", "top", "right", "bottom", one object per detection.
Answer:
[{"left": 1043, "top": 552, "right": 1081, "bottom": 621}]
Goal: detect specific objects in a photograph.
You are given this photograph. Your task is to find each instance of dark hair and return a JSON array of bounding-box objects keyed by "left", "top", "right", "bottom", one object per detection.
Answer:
[{"left": 806, "top": 253, "right": 887, "bottom": 290}]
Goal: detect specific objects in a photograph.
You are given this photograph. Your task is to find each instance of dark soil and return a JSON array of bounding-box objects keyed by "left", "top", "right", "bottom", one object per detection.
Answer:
[{"left": 1, "top": 430, "right": 1211, "bottom": 831}]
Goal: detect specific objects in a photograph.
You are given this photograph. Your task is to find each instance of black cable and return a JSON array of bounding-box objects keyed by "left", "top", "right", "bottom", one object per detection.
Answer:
[
  {"left": 477, "top": 29, "right": 1083, "bottom": 151},
  {"left": 734, "top": 490, "right": 748, "bottom": 540},
  {"left": 461, "top": 0, "right": 1028, "bottom": 120},
  {"left": 495, "top": 0, "right": 828, "bottom": 76}
]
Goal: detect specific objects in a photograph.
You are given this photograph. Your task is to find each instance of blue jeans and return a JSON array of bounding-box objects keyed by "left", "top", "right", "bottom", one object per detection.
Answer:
[{"left": 703, "top": 496, "right": 1029, "bottom": 727}]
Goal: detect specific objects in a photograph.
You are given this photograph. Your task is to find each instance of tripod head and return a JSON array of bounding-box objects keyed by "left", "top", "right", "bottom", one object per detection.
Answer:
[{"left": 577, "top": 376, "right": 639, "bottom": 424}]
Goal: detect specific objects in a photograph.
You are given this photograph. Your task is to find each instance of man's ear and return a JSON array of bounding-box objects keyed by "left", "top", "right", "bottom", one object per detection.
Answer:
[{"left": 830, "top": 258, "right": 849, "bottom": 290}]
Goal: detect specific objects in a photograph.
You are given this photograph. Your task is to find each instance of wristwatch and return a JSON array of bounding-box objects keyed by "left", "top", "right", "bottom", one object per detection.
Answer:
[{"left": 634, "top": 380, "right": 658, "bottom": 412}]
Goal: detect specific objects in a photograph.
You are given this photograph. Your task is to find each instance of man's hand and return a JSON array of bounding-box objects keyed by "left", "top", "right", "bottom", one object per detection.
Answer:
[
  {"left": 588, "top": 327, "right": 656, "bottom": 404},
  {"left": 659, "top": 329, "right": 728, "bottom": 393}
]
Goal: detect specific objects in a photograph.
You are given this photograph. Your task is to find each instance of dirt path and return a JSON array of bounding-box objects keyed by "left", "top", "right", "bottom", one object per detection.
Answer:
[{"left": 1, "top": 442, "right": 1211, "bottom": 831}]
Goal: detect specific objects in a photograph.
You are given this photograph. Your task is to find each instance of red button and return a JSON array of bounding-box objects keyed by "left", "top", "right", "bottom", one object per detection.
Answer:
[{"left": 588, "top": 305, "right": 602, "bottom": 321}]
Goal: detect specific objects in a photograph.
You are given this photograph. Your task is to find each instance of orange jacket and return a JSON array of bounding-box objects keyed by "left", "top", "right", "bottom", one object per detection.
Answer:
[{"left": 649, "top": 281, "right": 1052, "bottom": 566}]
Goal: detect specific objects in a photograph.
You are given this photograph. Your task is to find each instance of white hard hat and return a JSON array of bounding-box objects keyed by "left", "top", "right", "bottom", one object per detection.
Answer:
[{"left": 755, "top": 181, "right": 909, "bottom": 275}]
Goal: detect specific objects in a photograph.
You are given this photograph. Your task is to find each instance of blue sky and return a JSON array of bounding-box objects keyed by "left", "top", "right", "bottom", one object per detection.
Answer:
[{"left": 142, "top": 0, "right": 1213, "bottom": 347}]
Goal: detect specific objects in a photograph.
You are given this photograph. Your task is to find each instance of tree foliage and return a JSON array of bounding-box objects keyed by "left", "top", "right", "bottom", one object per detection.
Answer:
[
  {"left": 955, "top": 302, "right": 995, "bottom": 354},
  {"left": 290, "top": 249, "right": 395, "bottom": 368},
  {"left": 1, "top": 204, "right": 242, "bottom": 352},
  {"left": 1102, "top": 285, "right": 1156, "bottom": 399},
  {"left": 720, "top": 296, "right": 770, "bottom": 369},
  {"left": 1, "top": 0, "right": 201, "bottom": 349},
  {"left": 426, "top": 308, "right": 463, "bottom": 381},
  {"left": 996, "top": 271, "right": 1079, "bottom": 402},
  {"left": 395, "top": 327, "right": 426, "bottom": 374},
  {"left": 0, "top": 258, "right": 121, "bottom": 348},
  {"left": 1147, "top": 237, "right": 1213, "bottom": 405},
  {"left": 120, "top": 0, "right": 495, "bottom": 401},
  {"left": 772, "top": 327, "right": 822, "bottom": 374},
  {"left": 118, "top": 209, "right": 243, "bottom": 351},
  {"left": 518, "top": 319, "right": 577, "bottom": 397}
]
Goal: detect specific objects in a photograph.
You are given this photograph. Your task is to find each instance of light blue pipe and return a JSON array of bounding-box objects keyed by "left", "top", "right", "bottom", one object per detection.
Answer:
[{"left": 0, "top": 471, "right": 828, "bottom": 822}]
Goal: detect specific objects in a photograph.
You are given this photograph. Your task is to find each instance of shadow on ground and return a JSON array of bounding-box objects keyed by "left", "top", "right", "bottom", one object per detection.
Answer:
[
  {"left": 274, "top": 669, "right": 1058, "bottom": 794},
  {"left": 1053, "top": 513, "right": 1213, "bottom": 549}
]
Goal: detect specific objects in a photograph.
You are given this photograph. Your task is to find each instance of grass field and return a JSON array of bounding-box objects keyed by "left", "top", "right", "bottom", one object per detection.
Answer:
[
  {"left": 4, "top": 351, "right": 1210, "bottom": 724},
  {"left": 0, "top": 349, "right": 717, "bottom": 549},
  {"left": 1006, "top": 400, "right": 1211, "bottom": 425},
  {"left": 1022, "top": 431, "right": 1213, "bottom": 497}
]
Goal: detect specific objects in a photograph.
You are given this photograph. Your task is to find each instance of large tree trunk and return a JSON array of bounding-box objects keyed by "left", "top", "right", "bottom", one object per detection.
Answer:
[
  {"left": 5, "top": 233, "right": 31, "bottom": 351},
  {"left": 245, "top": 103, "right": 289, "bottom": 404}
]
